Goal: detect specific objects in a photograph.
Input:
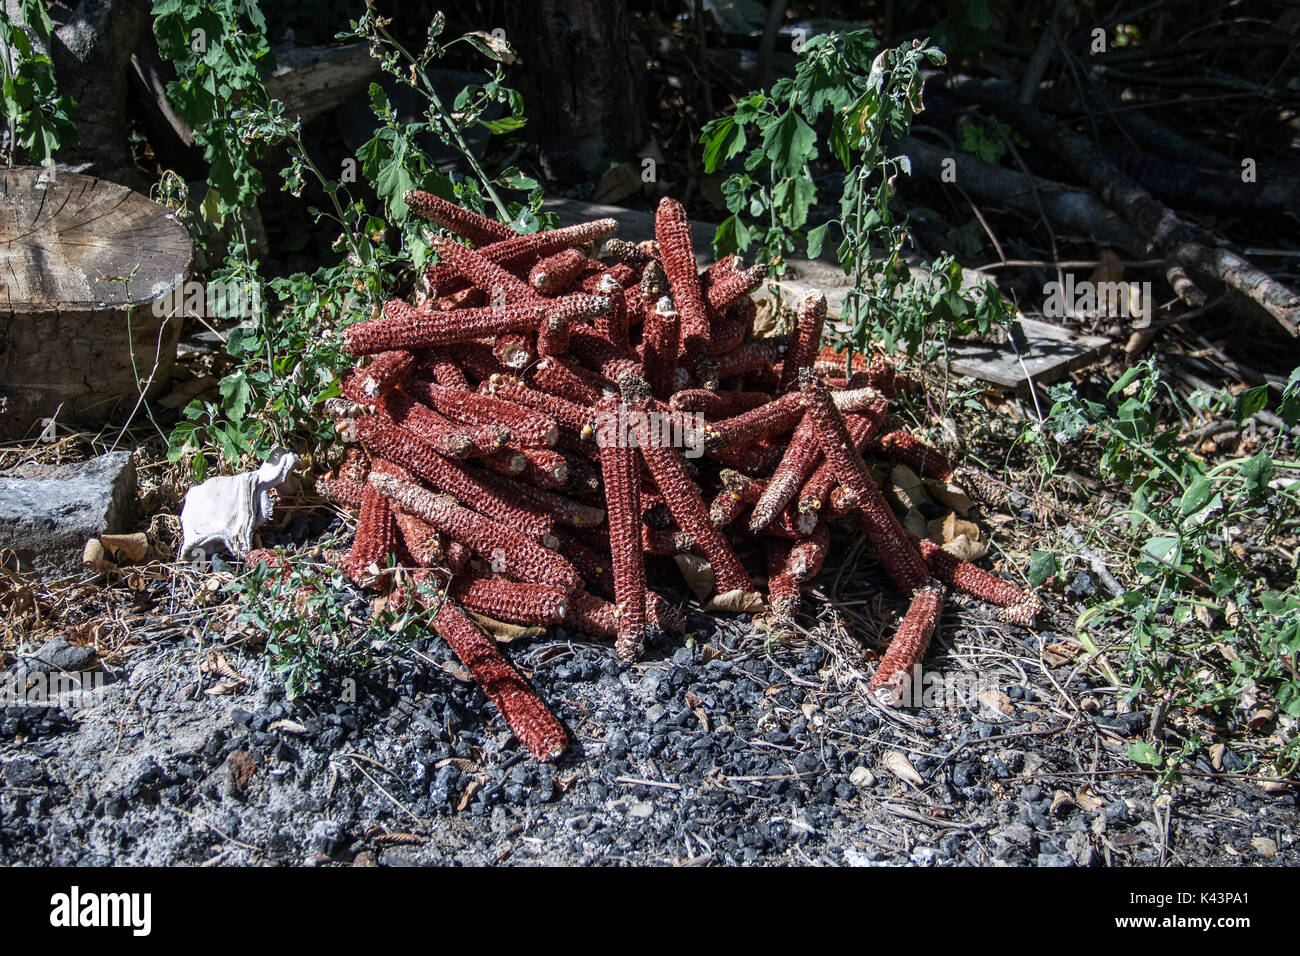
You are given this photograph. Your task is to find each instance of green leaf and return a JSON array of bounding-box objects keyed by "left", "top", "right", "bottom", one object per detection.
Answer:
[
  {"left": 772, "top": 173, "right": 816, "bottom": 229},
  {"left": 701, "top": 116, "right": 747, "bottom": 173},
  {"left": 1127, "top": 741, "right": 1162, "bottom": 767},
  {"left": 1107, "top": 365, "right": 1143, "bottom": 398},
  {"left": 478, "top": 115, "right": 526, "bottom": 134},
  {"left": 1179, "top": 474, "right": 1214, "bottom": 515},
  {"left": 1027, "top": 550, "right": 1058, "bottom": 587},
  {"left": 806, "top": 222, "right": 830, "bottom": 260},
  {"left": 1239, "top": 451, "right": 1274, "bottom": 498},
  {"left": 761, "top": 108, "right": 817, "bottom": 178},
  {"left": 1232, "top": 384, "right": 1268, "bottom": 425}
]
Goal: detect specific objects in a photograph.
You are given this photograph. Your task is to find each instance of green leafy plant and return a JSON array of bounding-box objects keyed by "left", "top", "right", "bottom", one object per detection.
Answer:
[
  {"left": 1047, "top": 361, "right": 1300, "bottom": 777},
  {"left": 700, "top": 30, "right": 1012, "bottom": 359},
  {"left": 161, "top": 5, "right": 549, "bottom": 476},
  {"left": 0, "top": 0, "right": 77, "bottom": 165},
  {"left": 228, "top": 553, "right": 443, "bottom": 699}
]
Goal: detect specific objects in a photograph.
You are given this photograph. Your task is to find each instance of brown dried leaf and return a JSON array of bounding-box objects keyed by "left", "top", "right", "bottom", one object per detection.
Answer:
[
  {"left": 1074, "top": 786, "right": 1103, "bottom": 812},
  {"left": 466, "top": 610, "right": 545, "bottom": 644},
  {"left": 706, "top": 588, "right": 765, "bottom": 613},
  {"left": 674, "top": 553, "right": 715, "bottom": 601},
  {"left": 924, "top": 478, "right": 975, "bottom": 517},
  {"left": 101, "top": 532, "right": 149, "bottom": 563},
  {"left": 880, "top": 751, "right": 924, "bottom": 788},
  {"left": 82, "top": 538, "right": 115, "bottom": 574},
  {"left": 979, "top": 688, "right": 1015, "bottom": 718}
]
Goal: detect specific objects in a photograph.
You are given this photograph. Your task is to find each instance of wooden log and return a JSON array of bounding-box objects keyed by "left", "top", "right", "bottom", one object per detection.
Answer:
[{"left": 0, "top": 168, "right": 193, "bottom": 439}]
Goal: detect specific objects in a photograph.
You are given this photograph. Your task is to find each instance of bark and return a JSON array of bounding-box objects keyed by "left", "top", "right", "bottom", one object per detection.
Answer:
[
  {"left": 7, "top": 0, "right": 153, "bottom": 188},
  {"left": 506, "top": 0, "right": 646, "bottom": 182}
]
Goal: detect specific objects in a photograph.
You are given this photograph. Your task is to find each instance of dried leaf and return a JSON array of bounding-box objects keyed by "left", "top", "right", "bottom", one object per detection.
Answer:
[
  {"left": 979, "top": 688, "right": 1014, "bottom": 718},
  {"left": 889, "top": 464, "right": 930, "bottom": 512},
  {"left": 706, "top": 588, "right": 765, "bottom": 613},
  {"left": 880, "top": 751, "right": 924, "bottom": 787},
  {"left": 268, "top": 719, "right": 307, "bottom": 735},
  {"left": 1251, "top": 836, "right": 1277, "bottom": 860},
  {"left": 674, "top": 553, "right": 715, "bottom": 601},
  {"left": 466, "top": 610, "right": 545, "bottom": 644},
  {"left": 101, "top": 532, "right": 149, "bottom": 563},
  {"left": 200, "top": 651, "right": 246, "bottom": 683},
  {"left": 82, "top": 538, "right": 115, "bottom": 574},
  {"left": 1074, "top": 786, "right": 1103, "bottom": 812},
  {"left": 924, "top": 478, "right": 975, "bottom": 516}
]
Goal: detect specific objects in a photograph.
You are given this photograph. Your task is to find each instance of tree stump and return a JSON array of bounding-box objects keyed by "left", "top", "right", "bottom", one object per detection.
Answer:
[{"left": 0, "top": 167, "right": 192, "bottom": 439}]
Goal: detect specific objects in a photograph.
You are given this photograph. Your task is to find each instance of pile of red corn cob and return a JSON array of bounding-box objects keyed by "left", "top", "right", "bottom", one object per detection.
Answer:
[{"left": 316, "top": 191, "right": 1043, "bottom": 762}]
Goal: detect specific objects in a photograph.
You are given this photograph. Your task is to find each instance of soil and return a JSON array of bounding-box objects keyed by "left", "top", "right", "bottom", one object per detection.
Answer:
[{"left": 2, "top": 520, "right": 1295, "bottom": 867}]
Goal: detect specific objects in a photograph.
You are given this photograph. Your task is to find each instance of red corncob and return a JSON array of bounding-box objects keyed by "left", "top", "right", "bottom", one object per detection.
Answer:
[
  {"left": 343, "top": 484, "right": 397, "bottom": 585},
  {"left": 642, "top": 526, "right": 694, "bottom": 555},
  {"left": 596, "top": 398, "right": 647, "bottom": 660},
  {"left": 451, "top": 577, "right": 570, "bottom": 625},
  {"left": 709, "top": 314, "right": 749, "bottom": 355},
  {"left": 318, "top": 474, "right": 367, "bottom": 510},
  {"left": 486, "top": 374, "right": 594, "bottom": 438},
  {"left": 568, "top": 323, "right": 641, "bottom": 385},
  {"left": 341, "top": 350, "right": 416, "bottom": 402},
  {"left": 408, "top": 380, "right": 559, "bottom": 448},
  {"left": 654, "top": 197, "right": 711, "bottom": 361},
  {"left": 704, "top": 388, "right": 807, "bottom": 452},
  {"left": 431, "top": 600, "right": 566, "bottom": 761},
  {"left": 493, "top": 333, "right": 534, "bottom": 369},
  {"left": 709, "top": 486, "right": 748, "bottom": 527},
  {"left": 431, "top": 236, "right": 542, "bottom": 305},
  {"left": 514, "top": 447, "right": 569, "bottom": 489},
  {"left": 482, "top": 447, "right": 527, "bottom": 476},
  {"left": 714, "top": 339, "right": 785, "bottom": 380},
  {"left": 370, "top": 472, "right": 577, "bottom": 591},
  {"left": 703, "top": 261, "right": 768, "bottom": 316},
  {"left": 749, "top": 413, "right": 819, "bottom": 531},
  {"left": 800, "top": 373, "right": 930, "bottom": 593},
  {"left": 622, "top": 376, "right": 753, "bottom": 595},
  {"left": 563, "top": 588, "right": 619, "bottom": 637},
  {"left": 529, "top": 247, "right": 589, "bottom": 295},
  {"left": 380, "top": 391, "right": 475, "bottom": 459},
  {"left": 553, "top": 529, "right": 612, "bottom": 592},
  {"left": 872, "top": 428, "right": 954, "bottom": 481},
  {"left": 420, "top": 348, "right": 470, "bottom": 388},
  {"left": 778, "top": 290, "right": 827, "bottom": 393},
  {"left": 355, "top": 416, "right": 553, "bottom": 537},
  {"left": 707, "top": 438, "right": 785, "bottom": 475},
  {"left": 594, "top": 274, "right": 631, "bottom": 352},
  {"left": 870, "top": 581, "right": 947, "bottom": 706},
  {"left": 427, "top": 218, "right": 620, "bottom": 293},
  {"left": 345, "top": 299, "right": 545, "bottom": 354},
  {"left": 529, "top": 356, "right": 601, "bottom": 406},
  {"left": 797, "top": 404, "right": 888, "bottom": 514},
  {"left": 766, "top": 542, "right": 801, "bottom": 622},
  {"left": 405, "top": 189, "right": 516, "bottom": 245},
  {"left": 669, "top": 389, "right": 770, "bottom": 417},
  {"left": 394, "top": 511, "right": 444, "bottom": 566},
  {"left": 642, "top": 296, "right": 681, "bottom": 400},
  {"left": 915, "top": 537, "right": 1043, "bottom": 626}
]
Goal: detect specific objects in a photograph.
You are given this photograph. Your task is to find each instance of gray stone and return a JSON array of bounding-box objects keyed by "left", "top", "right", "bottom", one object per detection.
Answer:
[
  {"left": 14, "top": 637, "right": 98, "bottom": 673},
  {"left": 0, "top": 451, "right": 135, "bottom": 573}
]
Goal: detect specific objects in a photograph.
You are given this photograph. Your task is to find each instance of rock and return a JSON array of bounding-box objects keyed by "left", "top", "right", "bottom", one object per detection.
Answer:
[
  {"left": 11, "top": 637, "right": 98, "bottom": 674},
  {"left": 2, "top": 758, "right": 44, "bottom": 788},
  {"left": 0, "top": 452, "right": 135, "bottom": 573},
  {"left": 628, "top": 801, "right": 653, "bottom": 818},
  {"left": 849, "top": 766, "right": 876, "bottom": 789},
  {"left": 309, "top": 819, "right": 347, "bottom": 856}
]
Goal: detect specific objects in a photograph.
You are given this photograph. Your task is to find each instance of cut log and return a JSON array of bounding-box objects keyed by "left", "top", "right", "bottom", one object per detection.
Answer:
[{"left": 0, "top": 168, "right": 193, "bottom": 439}]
